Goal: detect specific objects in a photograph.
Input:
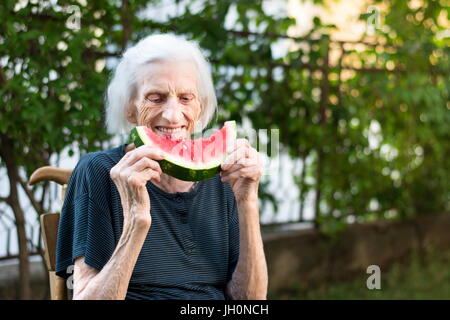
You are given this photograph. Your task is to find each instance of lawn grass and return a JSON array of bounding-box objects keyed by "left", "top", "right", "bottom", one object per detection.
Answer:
[{"left": 269, "top": 249, "right": 450, "bottom": 300}]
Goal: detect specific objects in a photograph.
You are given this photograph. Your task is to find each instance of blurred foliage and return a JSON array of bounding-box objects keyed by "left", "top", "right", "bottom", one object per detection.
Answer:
[
  {"left": 0, "top": 0, "right": 448, "bottom": 231},
  {"left": 269, "top": 249, "right": 450, "bottom": 300}
]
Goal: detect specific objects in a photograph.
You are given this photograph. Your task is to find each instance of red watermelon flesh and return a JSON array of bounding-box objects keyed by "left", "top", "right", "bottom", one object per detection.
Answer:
[
  {"left": 142, "top": 123, "right": 230, "bottom": 164},
  {"left": 130, "top": 121, "right": 237, "bottom": 181}
]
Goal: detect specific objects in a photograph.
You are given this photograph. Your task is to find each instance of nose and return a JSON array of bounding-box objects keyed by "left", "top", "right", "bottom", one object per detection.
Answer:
[{"left": 161, "top": 97, "right": 183, "bottom": 123}]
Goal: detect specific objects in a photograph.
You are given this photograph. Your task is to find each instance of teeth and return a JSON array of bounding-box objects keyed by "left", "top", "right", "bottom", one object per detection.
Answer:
[{"left": 157, "top": 127, "right": 184, "bottom": 133}]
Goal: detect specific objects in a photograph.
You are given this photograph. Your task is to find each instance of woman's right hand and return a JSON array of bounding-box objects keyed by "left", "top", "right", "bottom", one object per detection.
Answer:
[{"left": 110, "top": 144, "right": 164, "bottom": 229}]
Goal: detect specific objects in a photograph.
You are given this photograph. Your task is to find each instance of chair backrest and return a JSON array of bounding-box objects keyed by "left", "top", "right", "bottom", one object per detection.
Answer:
[{"left": 29, "top": 166, "right": 73, "bottom": 300}]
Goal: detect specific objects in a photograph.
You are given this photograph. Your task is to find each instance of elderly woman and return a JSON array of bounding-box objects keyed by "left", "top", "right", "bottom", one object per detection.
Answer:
[{"left": 55, "top": 34, "right": 267, "bottom": 300}]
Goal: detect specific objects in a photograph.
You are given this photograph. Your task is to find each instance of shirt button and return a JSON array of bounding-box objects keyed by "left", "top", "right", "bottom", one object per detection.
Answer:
[{"left": 175, "top": 196, "right": 182, "bottom": 203}]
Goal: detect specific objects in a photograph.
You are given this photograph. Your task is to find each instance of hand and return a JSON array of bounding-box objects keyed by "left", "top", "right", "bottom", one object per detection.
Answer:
[
  {"left": 220, "top": 139, "right": 263, "bottom": 203},
  {"left": 110, "top": 144, "right": 164, "bottom": 229}
]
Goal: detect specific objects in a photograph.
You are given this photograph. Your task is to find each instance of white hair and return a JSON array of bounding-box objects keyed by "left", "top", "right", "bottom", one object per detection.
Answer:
[{"left": 104, "top": 34, "right": 217, "bottom": 135}]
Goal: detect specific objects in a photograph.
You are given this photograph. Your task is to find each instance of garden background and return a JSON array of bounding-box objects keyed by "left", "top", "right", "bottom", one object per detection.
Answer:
[{"left": 0, "top": 0, "right": 448, "bottom": 299}]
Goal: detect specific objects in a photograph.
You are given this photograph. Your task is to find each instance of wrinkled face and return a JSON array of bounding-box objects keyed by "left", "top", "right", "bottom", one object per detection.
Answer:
[{"left": 128, "top": 60, "right": 202, "bottom": 140}]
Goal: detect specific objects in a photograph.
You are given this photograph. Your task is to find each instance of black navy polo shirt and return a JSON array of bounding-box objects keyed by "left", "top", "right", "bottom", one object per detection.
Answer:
[{"left": 55, "top": 144, "right": 240, "bottom": 300}]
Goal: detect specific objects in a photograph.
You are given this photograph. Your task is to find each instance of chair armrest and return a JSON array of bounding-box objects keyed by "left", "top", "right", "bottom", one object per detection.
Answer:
[{"left": 28, "top": 166, "right": 73, "bottom": 186}]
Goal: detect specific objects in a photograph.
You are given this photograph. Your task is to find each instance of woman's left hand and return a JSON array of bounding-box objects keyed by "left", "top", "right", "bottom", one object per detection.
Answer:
[{"left": 220, "top": 138, "right": 263, "bottom": 203}]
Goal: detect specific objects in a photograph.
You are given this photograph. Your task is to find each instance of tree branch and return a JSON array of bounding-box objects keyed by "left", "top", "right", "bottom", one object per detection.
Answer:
[
  {"left": 18, "top": 177, "right": 44, "bottom": 215},
  {"left": 210, "top": 57, "right": 404, "bottom": 73},
  {"left": 226, "top": 29, "right": 399, "bottom": 49},
  {"left": 0, "top": 65, "right": 6, "bottom": 85},
  {"left": 82, "top": 48, "right": 121, "bottom": 60},
  {"left": 120, "top": 0, "right": 132, "bottom": 52}
]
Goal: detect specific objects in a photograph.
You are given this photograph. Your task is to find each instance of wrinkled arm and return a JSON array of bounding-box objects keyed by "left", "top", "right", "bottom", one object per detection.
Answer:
[
  {"left": 226, "top": 199, "right": 268, "bottom": 300},
  {"left": 73, "top": 219, "right": 150, "bottom": 300}
]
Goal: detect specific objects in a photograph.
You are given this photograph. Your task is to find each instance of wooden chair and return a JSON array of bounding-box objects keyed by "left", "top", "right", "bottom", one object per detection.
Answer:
[{"left": 29, "top": 166, "right": 73, "bottom": 300}]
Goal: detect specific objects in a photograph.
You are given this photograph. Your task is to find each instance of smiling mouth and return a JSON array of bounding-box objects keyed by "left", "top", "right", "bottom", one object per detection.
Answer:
[{"left": 154, "top": 126, "right": 187, "bottom": 139}]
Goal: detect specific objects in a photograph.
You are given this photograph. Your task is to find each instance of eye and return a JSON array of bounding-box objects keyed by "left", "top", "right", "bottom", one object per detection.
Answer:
[
  {"left": 180, "top": 94, "right": 194, "bottom": 103},
  {"left": 146, "top": 94, "right": 164, "bottom": 103}
]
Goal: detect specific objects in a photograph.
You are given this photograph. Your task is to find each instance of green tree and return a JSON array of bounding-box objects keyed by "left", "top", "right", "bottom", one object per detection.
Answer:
[
  {"left": 0, "top": 0, "right": 292, "bottom": 300},
  {"left": 0, "top": 0, "right": 123, "bottom": 299},
  {"left": 1, "top": 0, "right": 448, "bottom": 299}
]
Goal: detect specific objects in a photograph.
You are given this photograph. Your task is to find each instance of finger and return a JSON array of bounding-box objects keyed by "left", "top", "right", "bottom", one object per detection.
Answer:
[
  {"left": 130, "top": 157, "right": 162, "bottom": 175},
  {"left": 248, "top": 147, "right": 260, "bottom": 163},
  {"left": 141, "top": 167, "right": 161, "bottom": 183},
  {"left": 128, "top": 167, "right": 161, "bottom": 187},
  {"left": 110, "top": 145, "right": 159, "bottom": 180},
  {"left": 222, "top": 145, "right": 251, "bottom": 170},
  {"left": 220, "top": 157, "right": 256, "bottom": 175},
  {"left": 121, "top": 145, "right": 165, "bottom": 167},
  {"left": 221, "top": 155, "right": 263, "bottom": 179},
  {"left": 119, "top": 158, "right": 161, "bottom": 184},
  {"left": 221, "top": 166, "right": 260, "bottom": 183},
  {"left": 227, "top": 138, "right": 251, "bottom": 154}
]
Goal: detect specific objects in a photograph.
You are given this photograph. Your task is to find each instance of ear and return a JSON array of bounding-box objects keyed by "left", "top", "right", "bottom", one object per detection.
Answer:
[
  {"left": 126, "top": 105, "right": 137, "bottom": 124},
  {"left": 194, "top": 104, "right": 202, "bottom": 123}
]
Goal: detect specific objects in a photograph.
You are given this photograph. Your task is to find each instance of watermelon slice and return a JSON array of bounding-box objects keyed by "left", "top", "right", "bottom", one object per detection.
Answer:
[{"left": 129, "top": 121, "right": 237, "bottom": 181}]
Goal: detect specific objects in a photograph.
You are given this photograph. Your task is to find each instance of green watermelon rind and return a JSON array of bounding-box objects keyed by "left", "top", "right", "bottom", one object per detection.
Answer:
[{"left": 129, "top": 121, "right": 236, "bottom": 182}]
